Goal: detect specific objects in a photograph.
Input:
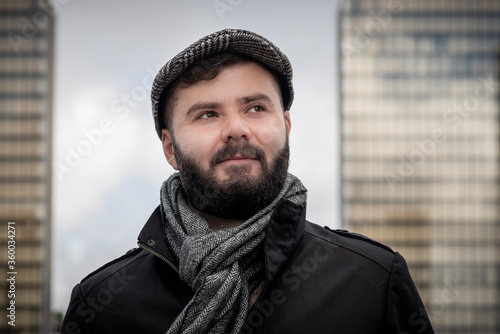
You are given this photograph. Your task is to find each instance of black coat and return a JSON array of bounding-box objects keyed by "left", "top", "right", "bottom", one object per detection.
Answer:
[{"left": 61, "top": 200, "right": 434, "bottom": 334}]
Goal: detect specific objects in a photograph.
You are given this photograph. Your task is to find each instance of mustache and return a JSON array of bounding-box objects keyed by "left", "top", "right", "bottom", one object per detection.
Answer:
[{"left": 210, "top": 142, "right": 265, "bottom": 166}]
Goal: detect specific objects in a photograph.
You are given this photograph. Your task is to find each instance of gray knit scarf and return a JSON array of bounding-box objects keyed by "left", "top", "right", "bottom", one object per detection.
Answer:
[{"left": 159, "top": 172, "right": 307, "bottom": 334}]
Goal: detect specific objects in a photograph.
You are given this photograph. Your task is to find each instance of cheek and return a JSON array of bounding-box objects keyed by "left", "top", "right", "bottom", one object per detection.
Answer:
[
  {"left": 175, "top": 132, "right": 218, "bottom": 161},
  {"left": 257, "top": 121, "right": 288, "bottom": 149}
]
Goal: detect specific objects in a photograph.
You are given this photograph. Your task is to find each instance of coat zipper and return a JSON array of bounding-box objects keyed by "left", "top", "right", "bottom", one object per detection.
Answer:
[
  {"left": 248, "top": 280, "right": 268, "bottom": 313},
  {"left": 141, "top": 242, "right": 268, "bottom": 330},
  {"left": 138, "top": 242, "right": 179, "bottom": 274}
]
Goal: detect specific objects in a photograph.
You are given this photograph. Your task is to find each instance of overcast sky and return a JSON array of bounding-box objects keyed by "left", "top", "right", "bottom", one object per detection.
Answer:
[{"left": 52, "top": 0, "right": 343, "bottom": 312}]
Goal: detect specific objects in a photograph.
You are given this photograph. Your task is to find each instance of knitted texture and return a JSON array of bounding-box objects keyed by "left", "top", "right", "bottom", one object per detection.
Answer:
[
  {"left": 160, "top": 173, "right": 307, "bottom": 334},
  {"left": 151, "top": 28, "right": 294, "bottom": 139}
]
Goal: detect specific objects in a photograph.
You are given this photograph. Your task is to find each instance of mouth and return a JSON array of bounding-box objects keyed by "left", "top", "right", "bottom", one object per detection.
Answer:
[
  {"left": 210, "top": 143, "right": 264, "bottom": 168},
  {"left": 219, "top": 154, "right": 258, "bottom": 164}
]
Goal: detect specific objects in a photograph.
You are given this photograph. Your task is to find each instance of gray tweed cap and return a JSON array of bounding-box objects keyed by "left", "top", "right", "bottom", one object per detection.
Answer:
[{"left": 150, "top": 28, "right": 294, "bottom": 139}]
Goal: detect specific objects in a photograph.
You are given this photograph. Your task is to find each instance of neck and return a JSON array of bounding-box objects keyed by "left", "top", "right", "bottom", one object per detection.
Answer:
[
  {"left": 188, "top": 202, "right": 246, "bottom": 231},
  {"left": 203, "top": 213, "right": 246, "bottom": 231}
]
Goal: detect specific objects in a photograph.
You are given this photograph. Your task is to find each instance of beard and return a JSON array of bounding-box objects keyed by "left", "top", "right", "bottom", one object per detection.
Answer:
[{"left": 173, "top": 138, "right": 290, "bottom": 220}]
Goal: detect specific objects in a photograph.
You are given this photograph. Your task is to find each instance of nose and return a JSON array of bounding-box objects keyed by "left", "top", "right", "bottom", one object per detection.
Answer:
[{"left": 221, "top": 113, "right": 251, "bottom": 142}]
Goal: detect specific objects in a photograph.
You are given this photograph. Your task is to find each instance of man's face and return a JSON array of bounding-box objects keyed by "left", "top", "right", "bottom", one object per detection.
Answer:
[{"left": 161, "top": 62, "right": 291, "bottom": 219}]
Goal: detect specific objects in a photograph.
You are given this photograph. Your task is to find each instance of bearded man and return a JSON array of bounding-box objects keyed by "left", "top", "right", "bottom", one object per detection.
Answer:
[{"left": 61, "top": 29, "right": 434, "bottom": 334}]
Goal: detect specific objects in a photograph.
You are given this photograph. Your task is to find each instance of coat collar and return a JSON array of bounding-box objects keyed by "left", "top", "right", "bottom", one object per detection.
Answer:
[
  {"left": 137, "top": 205, "right": 178, "bottom": 264},
  {"left": 137, "top": 200, "right": 307, "bottom": 282},
  {"left": 264, "top": 199, "right": 306, "bottom": 282}
]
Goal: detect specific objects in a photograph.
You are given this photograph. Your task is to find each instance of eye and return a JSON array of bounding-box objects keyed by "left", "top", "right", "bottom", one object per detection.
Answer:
[
  {"left": 248, "top": 105, "right": 265, "bottom": 113},
  {"left": 198, "top": 111, "right": 218, "bottom": 119}
]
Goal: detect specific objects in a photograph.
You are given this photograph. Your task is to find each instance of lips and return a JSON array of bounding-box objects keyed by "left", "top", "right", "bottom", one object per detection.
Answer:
[
  {"left": 210, "top": 143, "right": 264, "bottom": 167},
  {"left": 219, "top": 154, "right": 257, "bottom": 163}
]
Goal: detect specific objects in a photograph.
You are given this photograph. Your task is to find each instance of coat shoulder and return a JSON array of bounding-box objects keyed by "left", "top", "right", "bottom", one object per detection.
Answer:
[
  {"left": 78, "top": 247, "right": 147, "bottom": 297},
  {"left": 304, "top": 221, "right": 395, "bottom": 273}
]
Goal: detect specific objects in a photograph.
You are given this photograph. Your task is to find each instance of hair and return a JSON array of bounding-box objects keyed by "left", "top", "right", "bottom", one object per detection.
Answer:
[{"left": 159, "top": 52, "right": 284, "bottom": 134}]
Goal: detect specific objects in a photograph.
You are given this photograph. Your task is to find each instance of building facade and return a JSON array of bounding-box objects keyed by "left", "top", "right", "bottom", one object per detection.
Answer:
[
  {"left": 0, "top": 0, "right": 53, "bottom": 333},
  {"left": 340, "top": 0, "right": 499, "bottom": 333}
]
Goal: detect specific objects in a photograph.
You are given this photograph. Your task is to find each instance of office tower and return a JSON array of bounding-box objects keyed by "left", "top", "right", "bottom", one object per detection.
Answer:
[
  {"left": 0, "top": 0, "right": 53, "bottom": 333},
  {"left": 340, "top": 0, "right": 499, "bottom": 333}
]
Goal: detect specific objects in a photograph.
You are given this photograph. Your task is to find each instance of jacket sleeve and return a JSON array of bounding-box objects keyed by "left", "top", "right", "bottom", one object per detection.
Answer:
[
  {"left": 60, "top": 284, "right": 92, "bottom": 334},
  {"left": 384, "top": 252, "right": 435, "bottom": 334}
]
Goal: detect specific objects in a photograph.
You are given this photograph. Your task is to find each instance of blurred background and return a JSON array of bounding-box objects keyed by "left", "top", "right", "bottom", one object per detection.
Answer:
[{"left": 0, "top": 0, "right": 498, "bottom": 333}]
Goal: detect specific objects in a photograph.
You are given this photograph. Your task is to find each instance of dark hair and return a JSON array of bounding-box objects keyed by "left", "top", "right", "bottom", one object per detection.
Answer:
[{"left": 159, "top": 52, "right": 284, "bottom": 134}]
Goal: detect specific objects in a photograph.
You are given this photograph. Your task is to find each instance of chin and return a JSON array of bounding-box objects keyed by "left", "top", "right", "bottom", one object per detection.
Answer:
[{"left": 219, "top": 165, "right": 261, "bottom": 179}]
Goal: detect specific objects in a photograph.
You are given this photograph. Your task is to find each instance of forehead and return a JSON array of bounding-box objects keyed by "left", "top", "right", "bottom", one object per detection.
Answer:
[
  {"left": 176, "top": 60, "right": 281, "bottom": 95},
  {"left": 171, "top": 62, "right": 282, "bottom": 116}
]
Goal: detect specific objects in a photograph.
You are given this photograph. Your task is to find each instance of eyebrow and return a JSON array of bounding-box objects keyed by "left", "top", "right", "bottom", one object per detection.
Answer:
[
  {"left": 185, "top": 93, "right": 276, "bottom": 117},
  {"left": 186, "top": 102, "right": 221, "bottom": 117},
  {"left": 238, "top": 93, "right": 275, "bottom": 107}
]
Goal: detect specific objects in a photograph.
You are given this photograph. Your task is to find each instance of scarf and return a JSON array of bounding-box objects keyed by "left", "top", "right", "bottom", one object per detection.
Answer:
[{"left": 160, "top": 172, "right": 307, "bottom": 334}]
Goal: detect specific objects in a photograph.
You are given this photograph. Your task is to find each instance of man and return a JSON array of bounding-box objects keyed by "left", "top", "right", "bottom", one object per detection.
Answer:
[{"left": 61, "top": 29, "right": 434, "bottom": 334}]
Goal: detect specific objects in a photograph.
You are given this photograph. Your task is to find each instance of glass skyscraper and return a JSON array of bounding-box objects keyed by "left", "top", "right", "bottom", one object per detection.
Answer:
[
  {"left": 340, "top": 0, "right": 499, "bottom": 333},
  {"left": 0, "top": 0, "right": 53, "bottom": 333}
]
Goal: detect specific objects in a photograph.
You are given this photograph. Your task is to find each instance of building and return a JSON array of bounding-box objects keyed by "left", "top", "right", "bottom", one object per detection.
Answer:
[
  {"left": 340, "top": 0, "right": 499, "bottom": 333},
  {"left": 0, "top": 0, "right": 53, "bottom": 333}
]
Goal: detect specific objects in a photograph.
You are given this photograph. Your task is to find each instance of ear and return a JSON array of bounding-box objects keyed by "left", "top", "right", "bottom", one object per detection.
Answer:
[
  {"left": 161, "top": 129, "right": 178, "bottom": 170},
  {"left": 284, "top": 110, "right": 291, "bottom": 137}
]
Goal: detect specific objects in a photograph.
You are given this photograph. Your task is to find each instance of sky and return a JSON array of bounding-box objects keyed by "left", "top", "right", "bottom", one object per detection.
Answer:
[{"left": 52, "top": 0, "right": 343, "bottom": 312}]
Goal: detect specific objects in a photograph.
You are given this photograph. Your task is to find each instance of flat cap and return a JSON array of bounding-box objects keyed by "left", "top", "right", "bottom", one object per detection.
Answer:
[{"left": 151, "top": 28, "right": 294, "bottom": 139}]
